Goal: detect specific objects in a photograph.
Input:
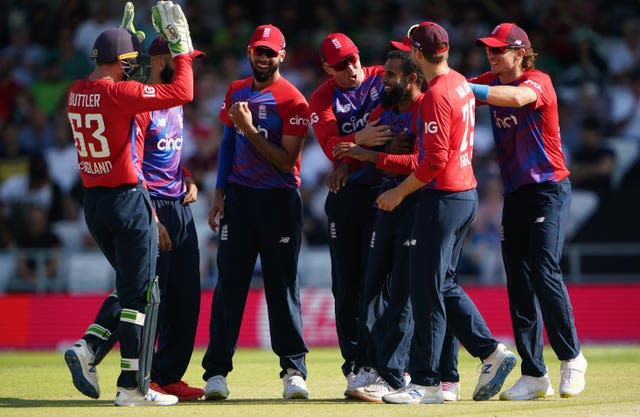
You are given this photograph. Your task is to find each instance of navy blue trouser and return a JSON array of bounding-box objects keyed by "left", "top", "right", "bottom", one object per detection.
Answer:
[
  {"left": 324, "top": 183, "right": 379, "bottom": 376},
  {"left": 83, "top": 184, "right": 157, "bottom": 388},
  {"left": 151, "top": 198, "right": 200, "bottom": 385},
  {"left": 409, "top": 189, "right": 497, "bottom": 387},
  {"left": 84, "top": 197, "right": 200, "bottom": 385},
  {"left": 202, "top": 183, "right": 308, "bottom": 380},
  {"left": 502, "top": 179, "right": 580, "bottom": 377},
  {"left": 359, "top": 185, "right": 459, "bottom": 388}
]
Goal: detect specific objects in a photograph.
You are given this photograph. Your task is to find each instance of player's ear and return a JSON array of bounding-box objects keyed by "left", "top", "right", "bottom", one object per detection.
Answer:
[
  {"left": 322, "top": 62, "right": 332, "bottom": 76},
  {"left": 279, "top": 50, "right": 286, "bottom": 63}
]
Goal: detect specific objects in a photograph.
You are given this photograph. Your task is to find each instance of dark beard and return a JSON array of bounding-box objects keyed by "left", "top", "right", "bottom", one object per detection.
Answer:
[
  {"left": 251, "top": 60, "right": 279, "bottom": 83},
  {"left": 160, "top": 66, "right": 174, "bottom": 83},
  {"left": 380, "top": 83, "right": 408, "bottom": 109}
]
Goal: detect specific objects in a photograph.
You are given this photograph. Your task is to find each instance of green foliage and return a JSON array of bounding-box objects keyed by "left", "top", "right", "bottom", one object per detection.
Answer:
[{"left": 0, "top": 346, "right": 639, "bottom": 416}]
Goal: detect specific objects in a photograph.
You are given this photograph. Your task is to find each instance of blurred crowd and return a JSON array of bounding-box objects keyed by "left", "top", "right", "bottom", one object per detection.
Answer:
[{"left": 1, "top": 0, "right": 639, "bottom": 291}]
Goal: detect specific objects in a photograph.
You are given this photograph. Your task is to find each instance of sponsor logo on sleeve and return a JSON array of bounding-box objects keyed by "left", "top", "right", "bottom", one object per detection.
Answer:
[
  {"left": 424, "top": 121, "right": 438, "bottom": 134},
  {"left": 289, "top": 115, "right": 309, "bottom": 125},
  {"left": 522, "top": 79, "right": 542, "bottom": 93},
  {"left": 143, "top": 85, "right": 156, "bottom": 98}
]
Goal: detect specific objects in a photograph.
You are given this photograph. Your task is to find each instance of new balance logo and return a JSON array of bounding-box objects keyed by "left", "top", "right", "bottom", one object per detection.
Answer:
[{"left": 279, "top": 236, "right": 291, "bottom": 244}]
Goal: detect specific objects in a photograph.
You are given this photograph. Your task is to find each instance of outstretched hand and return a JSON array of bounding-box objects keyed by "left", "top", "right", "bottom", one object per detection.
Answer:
[
  {"left": 120, "top": 2, "right": 146, "bottom": 42},
  {"left": 152, "top": 1, "right": 194, "bottom": 57}
]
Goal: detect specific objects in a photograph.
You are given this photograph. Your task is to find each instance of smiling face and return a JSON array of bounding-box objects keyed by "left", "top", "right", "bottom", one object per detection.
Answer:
[
  {"left": 380, "top": 57, "right": 409, "bottom": 108},
  {"left": 484, "top": 46, "right": 525, "bottom": 82},
  {"left": 324, "top": 54, "right": 364, "bottom": 89},
  {"left": 248, "top": 46, "right": 284, "bottom": 83}
]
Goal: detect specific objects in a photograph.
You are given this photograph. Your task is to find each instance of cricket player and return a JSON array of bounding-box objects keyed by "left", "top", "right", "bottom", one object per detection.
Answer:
[
  {"left": 64, "top": 1, "right": 196, "bottom": 406},
  {"left": 65, "top": 34, "right": 204, "bottom": 403},
  {"left": 332, "top": 49, "right": 461, "bottom": 402},
  {"left": 469, "top": 22, "right": 587, "bottom": 400},
  {"left": 377, "top": 22, "right": 516, "bottom": 405},
  {"left": 202, "top": 24, "right": 310, "bottom": 401},
  {"left": 308, "top": 33, "right": 387, "bottom": 394}
]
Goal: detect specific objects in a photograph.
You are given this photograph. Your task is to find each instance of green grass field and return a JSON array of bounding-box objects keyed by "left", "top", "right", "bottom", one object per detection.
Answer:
[{"left": 1, "top": 346, "right": 639, "bottom": 417}]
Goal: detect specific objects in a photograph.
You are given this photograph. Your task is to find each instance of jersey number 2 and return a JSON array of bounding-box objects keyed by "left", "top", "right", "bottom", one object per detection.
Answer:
[
  {"left": 68, "top": 113, "right": 110, "bottom": 158},
  {"left": 460, "top": 100, "right": 475, "bottom": 152}
]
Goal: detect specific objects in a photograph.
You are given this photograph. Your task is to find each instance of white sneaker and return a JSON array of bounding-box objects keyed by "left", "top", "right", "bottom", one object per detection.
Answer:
[
  {"left": 282, "top": 369, "right": 309, "bottom": 399},
  {"left": 115, "top": 387, "right": 178, "bottom": 406},
  {"left": 352, "top": 376, "right": 394, "bottom": 403},
  {"left": 473, "top": 343, "right": 517, "bottom": 401},
  {"left": 64, "top": 339, "right": 100, "bottom": 399},
  {"left": 382, "top": 383, "right": 444, "bottom": 404},
  {"left": 344, "top": 367, "right": 377, "bottom": 398},
  {"left": 204, "top": 375, "right": 229, "bottom": 400},
  {"left": 560, "top": 352, "right": 587, "bottom": 397},
  {"left": 441, "top": 381, "right": 460, "bottom": 401},
  {"left": 500, "top": 374, "right": 554, "bottom": 400}
]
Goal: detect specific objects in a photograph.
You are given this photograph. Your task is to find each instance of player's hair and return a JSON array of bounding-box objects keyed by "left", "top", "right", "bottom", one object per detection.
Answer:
[
  {"left": 425, "top": 46, "right": 448, "bottom": 64},
  {"left": 522, "top": 48, "right": 537, "bottom": 70},
  {"left": 387, "top": 50, "right": 424, "bottom": 86}
]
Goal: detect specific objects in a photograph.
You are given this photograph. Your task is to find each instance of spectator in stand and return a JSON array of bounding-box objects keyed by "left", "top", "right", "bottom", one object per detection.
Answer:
[
  {"left": 45, "top": 113, "right": 82, "bottom": 197},
  {"left": 29, "top": 54, "right": 72, "bottom": 115},
  {"left": 608, "top": 18, "right": 640, "bottom": 80},
  {"left": 571, "top": 116, "right": 615, "bottom": 200},
  {"left": 0, "top": 54, "right": 24, "bottom": 127},
  {"left": 0, "top": 122, "right": 30, "bottom": 184},
  {"left": 466, "top": 175, "right": 506, "bottom": 284},
  {"left": 19, "top": 106, "right": 55, "bottom": 155},
  {"left": 0, "top": 154, "right": 63, "bottom": 223},
  {"left": 610, "top": 69, "right": 640, "bottom": 142},
  {"left": 8, "top": 205, "right": 62, "bottom": 292}
]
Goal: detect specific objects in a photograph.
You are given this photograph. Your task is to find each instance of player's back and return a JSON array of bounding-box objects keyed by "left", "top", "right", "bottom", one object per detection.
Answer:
[{"left": 68, "top": 79, "right": 144, "bottom": 189}]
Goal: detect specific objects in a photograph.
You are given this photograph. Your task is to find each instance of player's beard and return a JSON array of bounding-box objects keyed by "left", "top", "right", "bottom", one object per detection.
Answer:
[
  {"left": 251, "top": 60, "right": 279, "bottom": 83},
  {"left": 160, "top": 66, "right": 175, "bottom": 84},
  {"left": 380, "top": 80, "right": 409, "bottom": 109}
]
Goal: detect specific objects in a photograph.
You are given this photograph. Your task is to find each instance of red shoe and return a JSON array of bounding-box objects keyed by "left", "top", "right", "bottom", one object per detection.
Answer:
[
  {"left": 149, "top": 381, "right": 168, "bottom": 394},
  {"left": 159, "top": 380, "right": 204, "bottom": 401}
]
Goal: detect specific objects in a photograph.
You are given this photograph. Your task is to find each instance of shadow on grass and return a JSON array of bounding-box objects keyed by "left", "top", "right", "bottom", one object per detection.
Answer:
[
  {"left": 0, "top": 397, "right": 358, "bottom": 407},
  {"left": 0, "top": 398, "right": 114, "bottom": 407}
]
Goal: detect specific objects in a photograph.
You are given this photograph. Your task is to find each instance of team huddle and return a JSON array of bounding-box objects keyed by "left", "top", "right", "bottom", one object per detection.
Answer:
[{"left": 63, "top": 1, "right": 587, "bottom": 407}]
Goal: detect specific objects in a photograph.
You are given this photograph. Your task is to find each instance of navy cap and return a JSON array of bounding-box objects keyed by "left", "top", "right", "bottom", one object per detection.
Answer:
[
  {"left": 410, "top": 22, "right": 449, "bottom": 55},
  {"left": 148, "top": 35, "right": 170, "bottom": 56},
  {"left": 91, "top": 28, "right": 141, "bottom": 63}
]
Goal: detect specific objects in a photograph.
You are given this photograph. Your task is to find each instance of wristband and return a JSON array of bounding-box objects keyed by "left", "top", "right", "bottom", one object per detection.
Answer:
[{"left": 468, "top": 83, "right": 489, "bottom": 101}]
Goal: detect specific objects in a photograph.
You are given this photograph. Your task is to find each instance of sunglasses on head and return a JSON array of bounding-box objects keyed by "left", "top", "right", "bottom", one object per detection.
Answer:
[
  {"left": 330, "top": 54, "right": 359, "bottom": 71},
  {"left": 407, "top": 24, "right": 419, "bottom": 38},
  {"left": 251, "top": 46, "right": 279, "bottom": 58},
  {"left": 486, "top": 46, "right": 520, "bottom": 55}
]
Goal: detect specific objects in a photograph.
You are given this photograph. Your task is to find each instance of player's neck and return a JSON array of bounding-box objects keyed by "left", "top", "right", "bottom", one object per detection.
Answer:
[
  {"left": 422, "top": 62, "right": 450, "bottom": 83},
  {"left": 90, "top": 65, "right": 122, "bottom": 82},
  {"left": 253, "top": 71, "right": 280, "bottom": 91},
  {"left": 498, "top": 66, "right": 524, "bottom": 84},
  {"left": 397, "top": 89, "right": 420, "bottom": 112}
]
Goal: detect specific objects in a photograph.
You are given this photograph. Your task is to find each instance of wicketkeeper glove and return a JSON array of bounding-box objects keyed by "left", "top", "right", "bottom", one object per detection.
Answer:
[
  {"left": 119, "top": 1, "right": 146, "bottom": 42},
  {"left": 152, "top": 1, "right": 194, "bottom": 57}
]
